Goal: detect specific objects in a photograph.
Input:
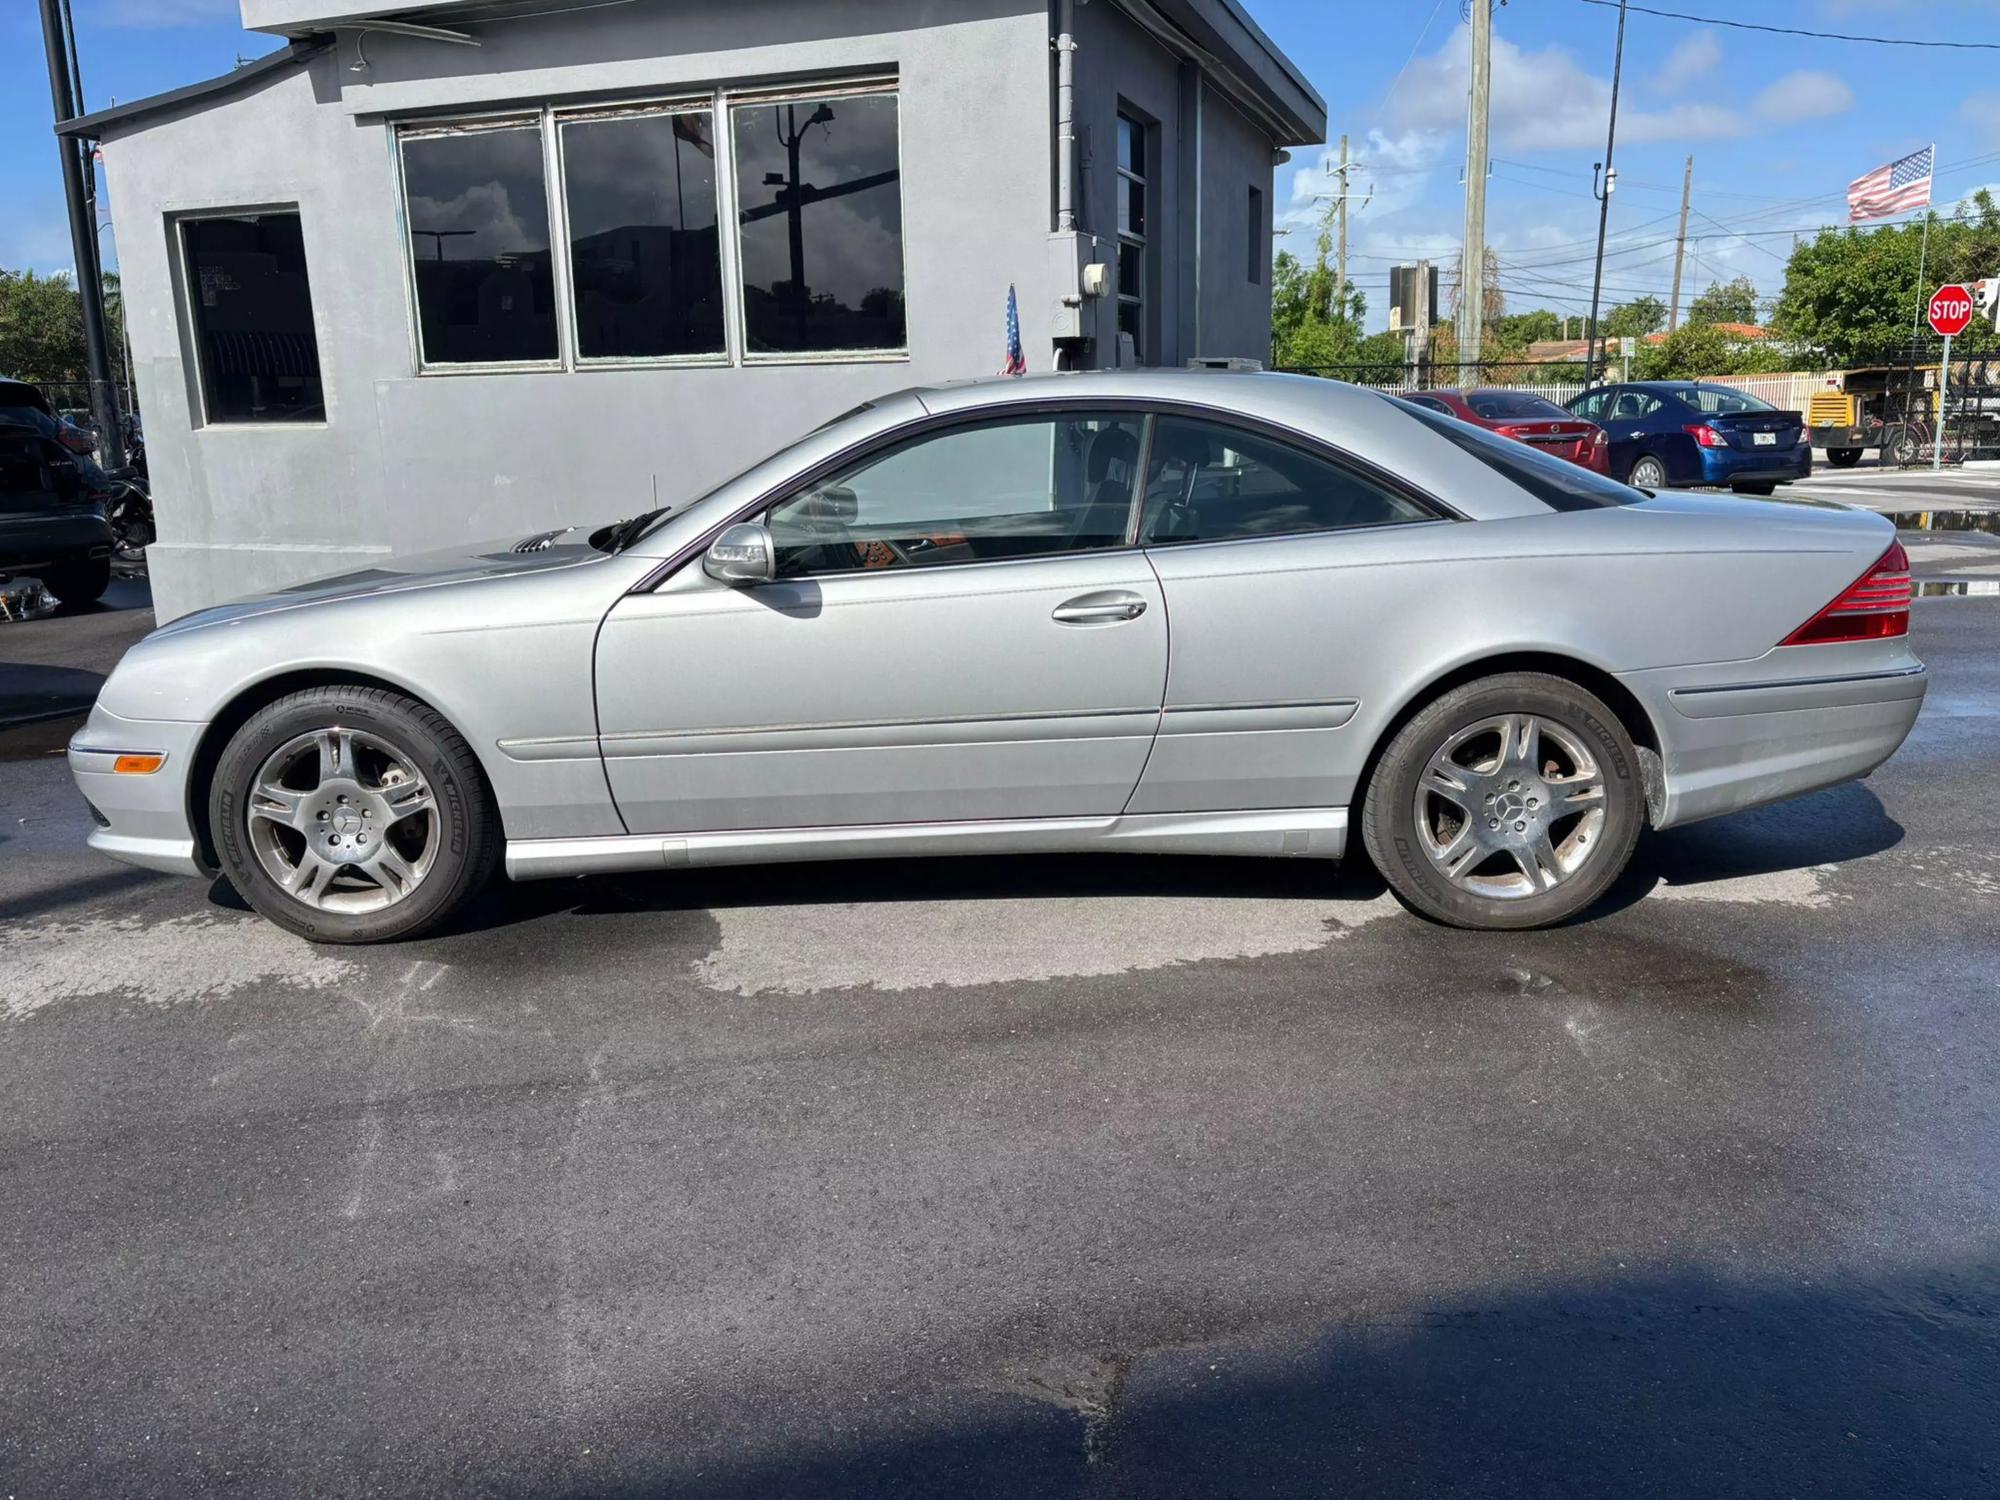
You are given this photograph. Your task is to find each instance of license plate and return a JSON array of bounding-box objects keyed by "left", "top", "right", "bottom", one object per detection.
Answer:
[{"left": 1753, "top": 431, "right": 1776, "bottom": 445}]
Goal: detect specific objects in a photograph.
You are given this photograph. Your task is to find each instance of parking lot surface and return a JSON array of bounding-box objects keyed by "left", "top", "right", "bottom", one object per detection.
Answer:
[{"left": 3, "top": 564, "right": 1997, "bottom": 1496}]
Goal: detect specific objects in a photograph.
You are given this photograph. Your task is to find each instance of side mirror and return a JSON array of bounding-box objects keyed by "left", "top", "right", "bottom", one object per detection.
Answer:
[
  {"left": 703, "top": 521, "right": 775, "bottom": 585},
  {"left": 804, "top": 483, "right": 858, "bottom": 525}
]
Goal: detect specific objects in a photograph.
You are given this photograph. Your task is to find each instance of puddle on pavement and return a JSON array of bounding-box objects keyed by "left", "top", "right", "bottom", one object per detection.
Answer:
[
  {"left": 1887, "top": 510, "right": 2000, "bottom": 534},
  {"left": 1915, "top": 578, "right": 2000, "bottom": 598}
]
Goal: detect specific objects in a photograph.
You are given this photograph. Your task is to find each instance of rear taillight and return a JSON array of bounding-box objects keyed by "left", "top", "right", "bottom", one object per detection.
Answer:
[
  {"left": 1684, "top": 423, "right": 1727, "bottom": 448},
  {"left": 1590, "top": 428, "right": 1607, "bottom": 447},
  {"left": 1780, "top": 541, "right": 1911, "bottom": 645}
]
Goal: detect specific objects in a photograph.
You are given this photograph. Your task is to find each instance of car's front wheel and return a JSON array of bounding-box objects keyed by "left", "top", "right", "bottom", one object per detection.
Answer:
[
  {"left": 1626, "top": 454, "right": 1668, "bottom": 490},
  {"left": 1362, "top": 672, "right": 1645, "bottom": 930},
  {"left": 211, "top": 686, "right": 499, "bottom": 943}
]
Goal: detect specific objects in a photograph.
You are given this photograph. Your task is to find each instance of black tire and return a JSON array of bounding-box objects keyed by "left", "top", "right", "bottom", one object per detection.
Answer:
[
  {"left": 1731, "top": 482, "right": 1778, "bottom": 497},
  {"left": 1827, "top": 447, "right": 1863, "bottom": 468},
  {"left": 210, "top": 686, "right": 499, "bottom": 944},
  {"left": 1625, "top": 454, "right": 1668, "bottom": 490},
  {"left": 1361, "top": 672, "right": 1645, "bottom": 931},
  {"left": 43, "top": 556, "right": 111, "bottom": 606}
]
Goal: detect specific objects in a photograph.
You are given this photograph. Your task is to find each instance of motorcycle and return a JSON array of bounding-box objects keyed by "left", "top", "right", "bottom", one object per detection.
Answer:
[{"left": 102, "top": 468, "right": 154, "bottom": 570}]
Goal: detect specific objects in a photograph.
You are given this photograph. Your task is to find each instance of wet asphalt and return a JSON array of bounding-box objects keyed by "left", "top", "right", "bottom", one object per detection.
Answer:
[{"left": 1, "top": 599, "right": 1997, "bottom": 1496}]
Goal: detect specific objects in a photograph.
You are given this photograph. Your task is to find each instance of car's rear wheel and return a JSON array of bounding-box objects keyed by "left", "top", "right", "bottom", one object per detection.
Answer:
[
  {"left": 43, "top": 557, "right": 111, "bottom": 607},
  {"left": 1827, "top": 447, "right": 1863, "bottom": 468},
  {"left": 211, "top": 686, "right": 499, "bottom": 943},
  {"left": 1732, "top": 481, "right": 1778, "bottom": 496},
  {"left": 1626, "top": 454, "right": 1667, "bottom": 490},
  {"left": 1362, "top": 672, "right": 1644, "bottom": 930}
]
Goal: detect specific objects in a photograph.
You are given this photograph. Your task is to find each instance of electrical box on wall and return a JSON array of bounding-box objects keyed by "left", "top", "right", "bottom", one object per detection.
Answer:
[{"left": 1048, "top": 230, "right": 1108, "bottom": 346}]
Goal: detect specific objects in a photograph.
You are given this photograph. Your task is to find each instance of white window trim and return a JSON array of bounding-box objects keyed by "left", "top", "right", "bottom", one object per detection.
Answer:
[
  {"left": 393, "top": 75, "right": 908, "bottom": 377},
  {"left": 172, "top": 202, "right": 330, "bottom": 429}
]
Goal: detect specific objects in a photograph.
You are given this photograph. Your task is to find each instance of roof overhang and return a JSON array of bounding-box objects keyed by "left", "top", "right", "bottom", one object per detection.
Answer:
[
  {"left": 55, "top": 40, "right": 328, "bottom": 140},
  {"left": 1107, "top": 0, "right": 1325, "bottom": 147}
]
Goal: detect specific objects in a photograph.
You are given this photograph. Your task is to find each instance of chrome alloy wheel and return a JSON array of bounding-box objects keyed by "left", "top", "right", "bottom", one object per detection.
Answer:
[
  {"left": 245, "top": 727, "right": 439, "bottom": 913},
  {"left": 1412, "top": 713, "right": 1607, "bottom": 900}
]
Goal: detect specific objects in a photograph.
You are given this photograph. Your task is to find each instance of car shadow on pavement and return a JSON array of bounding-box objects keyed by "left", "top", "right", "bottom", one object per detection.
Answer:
[
  {"left": 544, "top": 1257, "right": 1996, "bottom": 1499},
  {"left": 453, "top": 780, "right": 1903, "bottom": 938},
  {"left": 1598, "top": 779, "right": 1905, "bottom": 917}
]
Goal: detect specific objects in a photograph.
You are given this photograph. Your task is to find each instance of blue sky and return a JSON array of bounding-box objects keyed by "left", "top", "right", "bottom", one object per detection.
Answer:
[{"left": 5, "top": 0, "right": 1998, "bottom": 332}]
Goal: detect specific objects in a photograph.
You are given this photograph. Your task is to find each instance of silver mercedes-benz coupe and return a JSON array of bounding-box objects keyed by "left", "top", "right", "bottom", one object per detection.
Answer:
[{"left": 70, "top": 371, "right": 1926, "bottom": 943}]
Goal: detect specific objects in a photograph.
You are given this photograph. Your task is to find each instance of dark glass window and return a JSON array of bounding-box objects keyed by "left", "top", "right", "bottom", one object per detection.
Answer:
[
  {"left": 1248, "top": 185, "right": 1264, "bottom": 284},
  {"left": 1140, "top": 416, "right": 1432, "bottom": 544},
  {"left": 732, "top": 92, "right": 906, "bottom": 354},
  {"left": 560, "top": 109, "right": 725, "bottom": 360},
  {"left": 1400, "top": 398, "right": 1640, "bottom": 511},
  {"left": 1115, "top": 111, "right": 1147, "bottom": 360},
  {"left": 765, "top": 414, "right": 1143, "bottom": 576},
  {"left": 1467, "top": 391, "right": 1571, "bottom": 421},
  {"left": 180, "top": 212, "right": 323, "bottom": 423},
  {"left": 400, "top": 125, "right": 558, "bottom": 365}
]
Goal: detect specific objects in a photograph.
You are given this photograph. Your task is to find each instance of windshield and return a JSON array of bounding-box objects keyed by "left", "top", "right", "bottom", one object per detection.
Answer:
[
  {"left": 1679, "top": 385, "right": 1774, "bottom": 415},
  {"left": 1467, "top": 391, "right": 1572, "bottom": 421},
  {"left": 1397, "top": 397, "right": 1641, "bottom": 511}
]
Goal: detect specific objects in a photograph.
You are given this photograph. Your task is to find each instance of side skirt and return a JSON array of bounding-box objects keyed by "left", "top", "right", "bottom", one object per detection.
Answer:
[{"left": 505, "top": 807, "right": 1348, "bottom": 881}]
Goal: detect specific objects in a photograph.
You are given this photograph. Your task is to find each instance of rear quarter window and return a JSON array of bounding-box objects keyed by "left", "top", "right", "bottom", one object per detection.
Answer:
[{"left": 1397, "top": 399, "right": 1641, "bottom": 511}]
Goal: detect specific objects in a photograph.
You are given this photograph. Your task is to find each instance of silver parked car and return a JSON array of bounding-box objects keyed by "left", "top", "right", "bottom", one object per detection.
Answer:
[{"left": 70, "top": 372, "right": 1925, "bottom": 943}]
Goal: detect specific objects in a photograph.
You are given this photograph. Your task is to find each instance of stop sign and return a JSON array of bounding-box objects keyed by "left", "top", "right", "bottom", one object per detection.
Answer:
[{"left": 1929, "top": 284, "right": 1974, "bottom": 337}]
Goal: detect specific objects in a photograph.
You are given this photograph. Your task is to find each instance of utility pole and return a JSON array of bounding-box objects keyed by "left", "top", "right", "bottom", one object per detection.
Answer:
[
  {"left": 1668, "top": 153, "right": 1693, "bottom": 331},
  {"left": 1459, "top": 0, "right": 1492, "bottom": 366},
  {"left": 1333, "top": 134, "right": 1351, "bottom": 316},
  {"left": 1584, "top": 0, "right": 1628, "bottom": 380},
  {"left": 1409, "top": 257, "right": 1433, "bottom": 387},
  {"left": 38, "top": 0, "right": 124, "bottom": 468}
]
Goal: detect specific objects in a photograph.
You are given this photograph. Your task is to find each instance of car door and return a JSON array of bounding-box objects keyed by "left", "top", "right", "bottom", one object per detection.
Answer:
[
  {"left": 594, "top": 409, "right": 1168, "bottom": 834},
  {"left": 1127, "top": 411, "right": 1445, "bottom": 815}
]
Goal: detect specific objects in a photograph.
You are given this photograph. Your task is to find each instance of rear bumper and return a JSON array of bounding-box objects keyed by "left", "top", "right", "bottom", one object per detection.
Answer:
[
  {"left": 1620, "top": 648, "right": 1928, "bottom": 829},
  {"left": 0, "top": 511, "right": 115, "bottom": 571},
  {"left": 1696, "top": 445, "right": 1812, "bottom": 486},
  {"left": 67, "top": 705, "right": 210, "bottom": 878}
]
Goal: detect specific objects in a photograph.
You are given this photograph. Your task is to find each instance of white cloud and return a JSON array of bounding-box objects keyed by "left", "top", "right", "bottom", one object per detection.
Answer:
[
  {"left": 1755, "top": 71, "right": 1854, "bottom": 124},
  {"left": 1654, "top": 33, "right": 1721, "bottom": 95},
  {"left": 1391, "top": 30, "right": 1746, "bottom": 152},
  {"left": 1280, "top": 128, "right": 1447, "bottom": 236}
]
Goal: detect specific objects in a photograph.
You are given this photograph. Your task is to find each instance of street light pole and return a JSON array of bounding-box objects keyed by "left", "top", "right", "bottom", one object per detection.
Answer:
[
  {"left": 38, "top": 0, "right": 124, "bottom": 468},
  {"left": 1584, "top": 0, "right": 1627, "bottom": 381}
]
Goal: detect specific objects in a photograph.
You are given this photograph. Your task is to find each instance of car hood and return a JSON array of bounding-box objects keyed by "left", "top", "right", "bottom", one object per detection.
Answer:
[{"left": 149, "top": 526, "right": 615, "bottom": 637}]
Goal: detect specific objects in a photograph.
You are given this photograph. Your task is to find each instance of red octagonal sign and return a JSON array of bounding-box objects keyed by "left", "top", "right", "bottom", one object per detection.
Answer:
[{"left": 1929, "top": 284, "right": 1974, "bottom": 337}]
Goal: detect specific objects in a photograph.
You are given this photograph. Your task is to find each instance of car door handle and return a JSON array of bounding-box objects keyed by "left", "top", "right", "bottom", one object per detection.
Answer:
[{"left": 1052, "top": 591, "right": 1148, "bottom": 625}]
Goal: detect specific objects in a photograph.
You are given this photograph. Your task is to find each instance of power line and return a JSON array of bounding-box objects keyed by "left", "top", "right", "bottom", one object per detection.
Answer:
[{"left": 1574, "top": 0, "right": 2000, "bottom": 48}]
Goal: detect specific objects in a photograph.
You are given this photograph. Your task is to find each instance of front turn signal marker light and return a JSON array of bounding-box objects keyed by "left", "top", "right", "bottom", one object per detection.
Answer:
[{"left": 112, "top": 753, "right": 165, "bottom": 775}]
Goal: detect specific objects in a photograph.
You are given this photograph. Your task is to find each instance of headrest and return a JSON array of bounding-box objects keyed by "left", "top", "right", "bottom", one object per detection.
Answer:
[{"left": 1085, "top": 424, "right": 1140, "bottom": 481}]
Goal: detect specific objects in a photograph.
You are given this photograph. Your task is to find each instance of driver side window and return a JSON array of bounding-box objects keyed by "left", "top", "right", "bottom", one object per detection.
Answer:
[{"left": 765, "top": 412, "right": 1145, "bottom": 577}]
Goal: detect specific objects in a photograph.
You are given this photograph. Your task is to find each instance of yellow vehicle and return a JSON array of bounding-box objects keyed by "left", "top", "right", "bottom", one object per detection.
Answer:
[{"left": 1807, "top": 367, "right": 1940, "bottom": 467}]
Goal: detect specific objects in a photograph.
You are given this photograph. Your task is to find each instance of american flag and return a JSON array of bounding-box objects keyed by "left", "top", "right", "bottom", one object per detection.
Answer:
[
  {"left": 1001, "top": 283, "right": 1027, "bottom": 376},
  {"left": 1848, "top": 145, "right": 1934, "bottom": 223}
]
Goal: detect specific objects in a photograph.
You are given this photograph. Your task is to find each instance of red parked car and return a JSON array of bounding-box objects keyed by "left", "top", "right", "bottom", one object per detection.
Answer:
[{"left": 1401, "top": 388, "right": 1610, "bottom": 473}]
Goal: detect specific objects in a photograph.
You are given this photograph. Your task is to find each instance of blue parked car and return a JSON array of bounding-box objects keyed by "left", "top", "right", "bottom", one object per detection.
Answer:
[{"left": 1565, "top": 381, "right": 1811, "bottom": 494}]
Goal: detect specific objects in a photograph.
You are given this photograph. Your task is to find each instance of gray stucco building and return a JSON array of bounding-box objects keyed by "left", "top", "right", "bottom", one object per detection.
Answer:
[{"left": 65, "top": 0, "right": 1324, "bottom": 620}]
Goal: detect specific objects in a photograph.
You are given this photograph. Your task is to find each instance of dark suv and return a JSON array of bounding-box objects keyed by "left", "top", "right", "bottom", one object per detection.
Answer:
[{"left": 1, "top": 378, "right": 115, "bottom": 605}]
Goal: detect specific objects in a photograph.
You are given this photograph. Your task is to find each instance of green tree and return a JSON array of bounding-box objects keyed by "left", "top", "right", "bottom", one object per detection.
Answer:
[
  {"left": 1684, "top": 276, "right": 1760, "bottom": 327},
  {"left": 0, "top": 267, "right": 126, "bottom": 390},
  {"left": 1631, "top": 322, "right": 1789, "bottom": 380},
  {"left": 1269, "top": 190, "right": 1367, "bottom": 368},
  {"left": 1488, "top": 308, "right": 1561, "bottom": 351},
  {"left": 1601, "top": 295, "right": 1666, "bottom": 338}
]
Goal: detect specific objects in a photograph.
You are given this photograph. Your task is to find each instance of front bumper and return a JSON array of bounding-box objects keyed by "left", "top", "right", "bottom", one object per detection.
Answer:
[{"left": 68, "top": 704, "right": 210, "bottom": 877}]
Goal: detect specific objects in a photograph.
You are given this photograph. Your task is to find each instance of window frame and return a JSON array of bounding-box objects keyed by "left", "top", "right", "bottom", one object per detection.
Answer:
[
  {"left": 172, "top": 203, "right": 328, "bottom": 429},
  {"left": 392, "top": 76, "right": 906, "bottom": 378},
  {"left": 1134, "top": 411, "right": 1451, "bottom": 550},
  {"left": 1114, "top": 109, "right": 1149, "bottom": 362},
  {"left": 639, "top": 398, "right": 1458, "bottom": 593},
  {"left": 554, "top": 98, "right": 732, "bottom": 371}
]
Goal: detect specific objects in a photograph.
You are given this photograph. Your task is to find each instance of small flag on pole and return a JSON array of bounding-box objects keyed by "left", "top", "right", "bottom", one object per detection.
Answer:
[
  {"left": 1848, "top": 145, "right": 1933, "bottom": 223},
  {"left": 1001, "top": 283, "right": 1027, "bottom": 376}
]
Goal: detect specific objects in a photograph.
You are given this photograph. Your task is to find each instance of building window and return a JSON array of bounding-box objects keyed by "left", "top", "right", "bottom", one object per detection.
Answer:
[
  {"left": 179, "top": 210, "right": 324, "bottom": 424},
  {"left": 399, "top": 120, "right": 560, "bottom": 367},
  {"left": 1247, "top": 185, "right": 1264, "bottom": 284},
  {"left": 1115, "top": 112, "right": 1147, "bottom": 360},
  {"left": 730, "top": 90, "right": 906, "bottom": 356},
  {"left": 559, "top": 107, "right": 726, "bottom": 361}
]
